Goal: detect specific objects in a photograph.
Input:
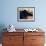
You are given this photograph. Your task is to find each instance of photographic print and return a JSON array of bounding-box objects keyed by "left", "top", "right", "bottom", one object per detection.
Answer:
[{"left": 17, "top": 7, "right": 35, "bottom": 22}]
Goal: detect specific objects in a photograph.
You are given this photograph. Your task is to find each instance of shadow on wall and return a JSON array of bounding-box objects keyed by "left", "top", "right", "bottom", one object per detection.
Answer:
[{"left": 0, "top": 24, "right": 7, "bottom": 43}]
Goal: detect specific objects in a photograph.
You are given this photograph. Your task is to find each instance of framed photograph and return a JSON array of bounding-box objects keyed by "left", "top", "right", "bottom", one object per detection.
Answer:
[{"left": 17, "top": 7, "right": 35, "bottom": 22}]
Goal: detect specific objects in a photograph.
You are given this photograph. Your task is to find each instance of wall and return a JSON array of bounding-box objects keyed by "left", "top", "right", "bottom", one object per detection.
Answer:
[{"left": 0, "top": 0, "right": 46, "bottom": 30}]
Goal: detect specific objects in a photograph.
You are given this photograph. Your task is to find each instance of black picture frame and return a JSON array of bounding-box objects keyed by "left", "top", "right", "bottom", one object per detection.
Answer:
[{"left": 17, "top": 7, "right": 35, "bottom": 22}]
